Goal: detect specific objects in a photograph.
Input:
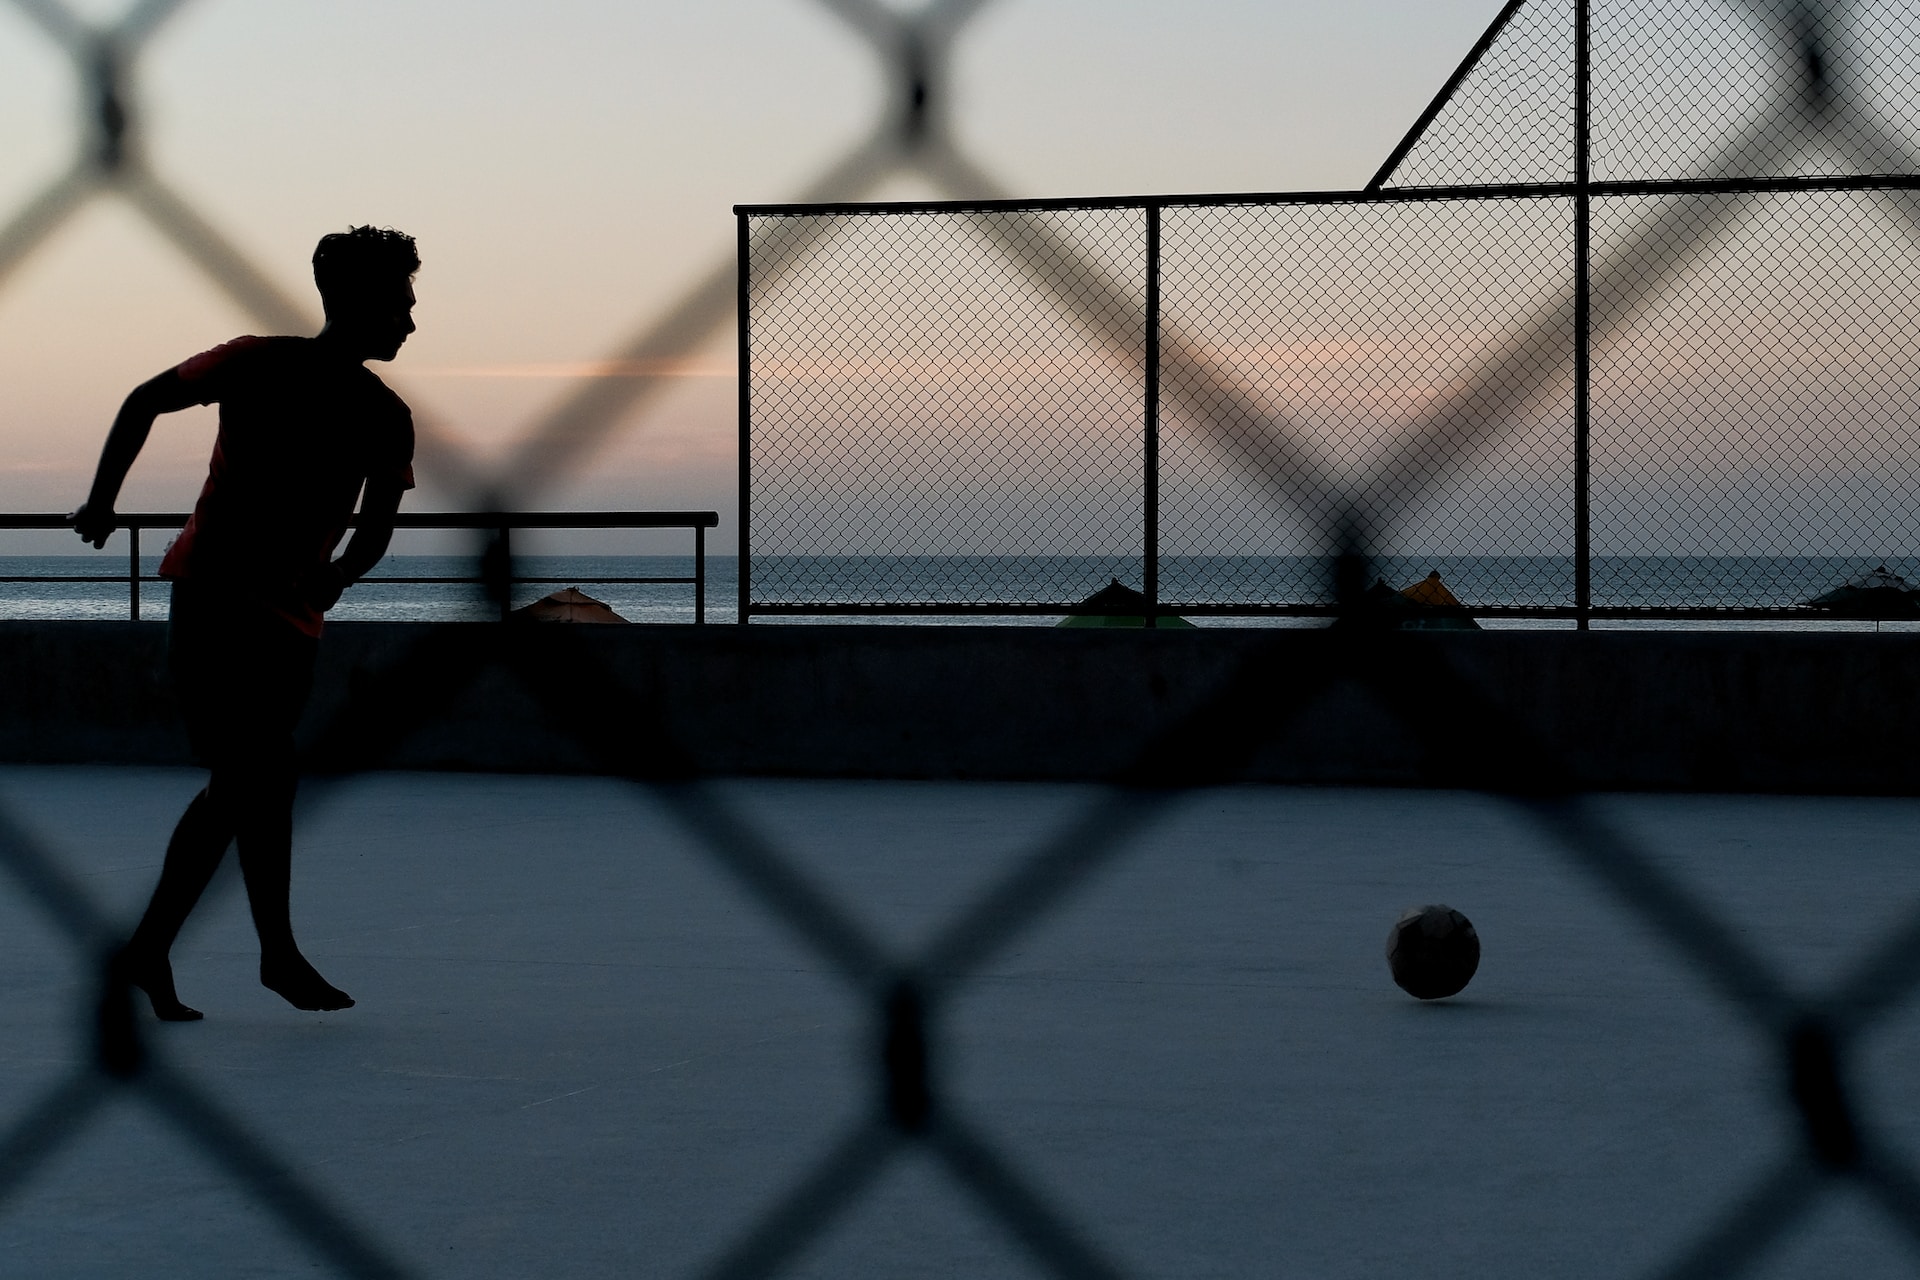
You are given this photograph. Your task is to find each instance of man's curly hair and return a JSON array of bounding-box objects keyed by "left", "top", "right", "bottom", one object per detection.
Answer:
[{"left": 312, "top": 226, "right": 419, "bottom": 314}]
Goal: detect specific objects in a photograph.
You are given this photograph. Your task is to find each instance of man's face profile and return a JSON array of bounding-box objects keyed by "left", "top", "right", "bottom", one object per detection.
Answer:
[
  {"left": 339, "top": 281, "right": 417, "bottom": 362},
  {"left": 368, "top": 282, "right": 417, "bottom": 362}
]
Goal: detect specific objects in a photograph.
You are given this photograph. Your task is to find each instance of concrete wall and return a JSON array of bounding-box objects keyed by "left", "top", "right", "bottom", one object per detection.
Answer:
[{"left": 1, "top": 621, "right": 1914, "bottom": 793}]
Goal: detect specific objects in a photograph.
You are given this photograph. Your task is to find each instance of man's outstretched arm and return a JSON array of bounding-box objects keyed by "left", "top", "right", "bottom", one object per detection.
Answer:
[
  {"left": 72, "top": 370, "right": 202, "bottom": 548},
  {"left": 305, "top": 477, "right": 408, "bottom": 613}
]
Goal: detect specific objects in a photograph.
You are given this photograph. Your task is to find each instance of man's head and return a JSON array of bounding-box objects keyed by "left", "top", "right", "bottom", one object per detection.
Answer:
[{"left": 312, "top": 226, "right": 419, "bottom": 361}]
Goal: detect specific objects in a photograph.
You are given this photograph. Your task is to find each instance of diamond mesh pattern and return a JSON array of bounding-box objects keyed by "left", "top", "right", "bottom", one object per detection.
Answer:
[
  {"left": 1384, "top": 0, "right": 1920, "bottom": 191},
  {"left": 750, "top": 211, "right": 1147, "bottom": 607},
  {"left": 1593, "top": 0, "right": 1804, "bottom": 183},
  {"left": 1591, "top": 187, "right": 1920, "bottom": 606},
  {"left": 1385, "top": 0, "right": 1577, "bottom": 188},
  {"left": 751, "top": 1, "right": 1920, "bottom": 622},
  {"left": 16, "top": 2, "right": 1920, "bottom": 1279},
  {"left": 1593, "top": 0, "right": 1920, "bottom": 183},
  {"left": 1158, "top": 198, "right": 1575, "bottom": 607}
]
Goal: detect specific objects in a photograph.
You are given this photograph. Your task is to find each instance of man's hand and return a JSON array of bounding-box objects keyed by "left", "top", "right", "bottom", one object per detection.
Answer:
[
  {"left": 299, "top": 562, "right": 348, "bottom": 614},
  {"left": 70, "top": 502, "right": 119, "bottom": 549}
]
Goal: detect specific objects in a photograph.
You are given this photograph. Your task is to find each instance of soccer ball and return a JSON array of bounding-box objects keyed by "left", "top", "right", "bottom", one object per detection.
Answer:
[{"left": 1386, "top": 904, "right": 1480, "bottom": 1000}]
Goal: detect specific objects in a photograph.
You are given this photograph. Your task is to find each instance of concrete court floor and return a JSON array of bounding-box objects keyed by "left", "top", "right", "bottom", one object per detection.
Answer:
[{"left": 3, "top": 766, "right": 1920, "bottom": 1278}]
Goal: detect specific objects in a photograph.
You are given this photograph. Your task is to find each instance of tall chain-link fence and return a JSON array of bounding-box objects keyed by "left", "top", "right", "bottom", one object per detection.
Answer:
[
  {"left": 8, "top": 1, "right": 1920, "bottom": 1277},
  {"left": 745, "top": 12, "right": 1920, "bottom": 622}
]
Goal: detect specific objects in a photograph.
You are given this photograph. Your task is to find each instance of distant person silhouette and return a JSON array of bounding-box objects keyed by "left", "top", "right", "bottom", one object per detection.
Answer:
[{"left": 72, "top": 226, "right": 420, "bottom": 1020}]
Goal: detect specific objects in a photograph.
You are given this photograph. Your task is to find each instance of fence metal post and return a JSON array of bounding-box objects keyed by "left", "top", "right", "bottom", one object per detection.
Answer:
[
  {"left": 127, "top": 524, "right": 139, "bottom": 621},
  {"left": 1143, "top": 203, "right": 1162, "bottom": 629},
  {"left": 1574, "top": 0, "right": 1592, "bottom": 630},
  {"left": 737, "top": 211, "right": 753, "bottom": 627},
  {"left": 695, "top": 522, "right": 707, "bottom": 625}
]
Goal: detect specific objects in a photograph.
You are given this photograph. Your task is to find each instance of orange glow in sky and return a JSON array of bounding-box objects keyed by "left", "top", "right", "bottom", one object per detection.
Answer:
[{"left": 0, "top": 1, "right": 1516, "bottom": 551}]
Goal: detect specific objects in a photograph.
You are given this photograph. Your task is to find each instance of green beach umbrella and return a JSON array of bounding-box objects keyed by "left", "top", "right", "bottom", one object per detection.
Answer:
[{"left": 1057, "top": 579, "right": 1195, "bottom": 629}]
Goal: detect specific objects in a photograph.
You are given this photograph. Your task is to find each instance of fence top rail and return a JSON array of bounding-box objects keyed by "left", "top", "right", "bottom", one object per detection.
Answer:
[
  {"left": 736, "top": 173, "right": 1920, "bottom": 219},
  {"left": 0, "top": 510, "right": 720, "bottom": 532}
]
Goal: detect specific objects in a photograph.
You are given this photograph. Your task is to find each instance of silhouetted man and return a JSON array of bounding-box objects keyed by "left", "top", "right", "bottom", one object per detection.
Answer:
[{"left": 72, "top": 225, "right": 420, "bottom": 1020}]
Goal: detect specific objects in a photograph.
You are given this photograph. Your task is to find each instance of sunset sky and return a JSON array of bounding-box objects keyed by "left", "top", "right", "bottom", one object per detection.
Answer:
[{"left": 0, "top": 0, "right": 1513, "bottom": 553}]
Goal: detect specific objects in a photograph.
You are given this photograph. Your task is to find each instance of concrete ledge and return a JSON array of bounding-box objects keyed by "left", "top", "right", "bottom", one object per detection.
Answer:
[{"left": 2, "top": 620, "right": 1913, "bottom": 793}]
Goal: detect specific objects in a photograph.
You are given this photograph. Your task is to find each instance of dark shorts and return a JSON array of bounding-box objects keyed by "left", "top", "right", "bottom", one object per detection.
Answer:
[{"left": 167, "top": 580, "right": 319, "bottom": 770}]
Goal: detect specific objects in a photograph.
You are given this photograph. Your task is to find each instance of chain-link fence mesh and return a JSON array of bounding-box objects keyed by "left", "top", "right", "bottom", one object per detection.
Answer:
[
  {"left": 745, "top": 4, "right": 1920, "bottom": 621},
  {"left": 11, "top": 0, "right": 1920, "bottom": 1277},
  {"left": 748, "top": 180, "right": 1920, "bottom": 619},
  {"left": 1385, "top": 0, "right": 1920, "bottom": 189},
  {"left": 1384, "top": 0, "right": 1579, "bottom": 188},
  {"left": 1591, "top": 187, "right": 1920, "bottom": 607},
  {"left": 748, "top": 209, "right": 1147, "bottom": 609},
  {"left": 1157, "top": 196, "right": 1577, "bottom": 610}
]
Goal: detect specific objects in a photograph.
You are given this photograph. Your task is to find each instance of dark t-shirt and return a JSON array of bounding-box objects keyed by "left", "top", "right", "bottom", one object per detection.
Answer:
[{"left": 158, "top": 336, "right": 415, "bottom": 636}]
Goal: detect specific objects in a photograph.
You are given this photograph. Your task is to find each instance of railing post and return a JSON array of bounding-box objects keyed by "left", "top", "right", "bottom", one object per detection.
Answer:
[
  {"left": 737, "top": 211, "right": 753, "bottom": 627},
  {"left": 1144, "top": 203, "right": 1162, "bottom": 629},
  {"left": 695, "top": 523, "right": 707, "bottom": 625},
  {"left": 128, "top": 524, "right": 139, "bottom": 621},
  {"left": 497, "top": 521, "right": 513, "bottom": 623},
  {"left": 1574, "top": 0, "right": 1592, "bottom": 631}
]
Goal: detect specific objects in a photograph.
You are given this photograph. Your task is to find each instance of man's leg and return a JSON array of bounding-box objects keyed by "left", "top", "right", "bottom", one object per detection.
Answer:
[
  {"left": 220, "top": 751, "right": 353, "bottom": 1011},
  {"left": 147, "top": 581, "right": 349, "bottom": 1015},
  {"left": 121, "top": 581, "right": 235, "bottom": 1022},
  {"left": 221, "top": 612, "right": 351, "bottom": 1013},
  {"left": 118, "top": 788, "right": 233, "bottom": 1021}
]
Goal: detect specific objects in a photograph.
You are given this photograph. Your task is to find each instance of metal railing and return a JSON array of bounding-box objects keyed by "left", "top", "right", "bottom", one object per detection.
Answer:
[{"left": 0, "top": 511, "right": 720, "bottom": 623}]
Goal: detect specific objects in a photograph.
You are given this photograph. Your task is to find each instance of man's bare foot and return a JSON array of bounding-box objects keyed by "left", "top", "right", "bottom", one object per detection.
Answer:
[
  {"left": 260, "top": 952, "right": 353, "bottom": 1011},
  {"left": 114, "top": 947, "right": 203, "bottom": 1022}
]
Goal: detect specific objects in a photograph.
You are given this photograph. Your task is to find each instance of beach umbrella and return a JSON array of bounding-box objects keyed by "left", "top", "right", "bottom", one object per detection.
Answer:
[
  {"left": 1352, "top": 571, "right": 1480, "bottom": 630},
  {"left": 1393, "top": 570, "right": 1480, "bottom": 630},
  {"left": 511, "top": 587, "right": 630, "bottom": 624},
  {"left": 1057, "top": 579, "right": 1195, "bottom": 629},
  {"left": 1805, "top": 566, "right": 1920, "bottom": 619}
]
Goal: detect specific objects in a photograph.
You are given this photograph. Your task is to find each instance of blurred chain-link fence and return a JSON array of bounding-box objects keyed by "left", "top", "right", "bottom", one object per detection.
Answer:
[{"left": 8, "top": 1, "right": 1920, "bottom": 1278}]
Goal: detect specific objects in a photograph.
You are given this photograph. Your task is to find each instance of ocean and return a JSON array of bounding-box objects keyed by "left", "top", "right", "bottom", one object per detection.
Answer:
[
  {"left": 3, "top": 553, "right": 1917, "bottom": 630},
  {"left": 0, "top": 556, "right": 734, "bottom": 626}
]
